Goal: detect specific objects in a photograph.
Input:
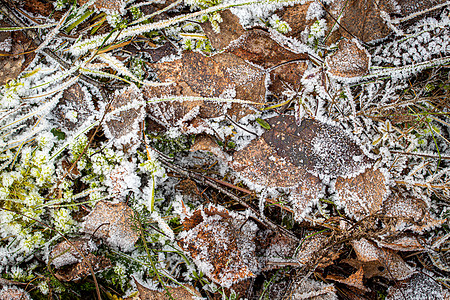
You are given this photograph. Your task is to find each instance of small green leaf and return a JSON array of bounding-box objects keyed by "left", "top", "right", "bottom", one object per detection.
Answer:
[{"left": 256, "top": 118, "right": 271, "bottom": 129}]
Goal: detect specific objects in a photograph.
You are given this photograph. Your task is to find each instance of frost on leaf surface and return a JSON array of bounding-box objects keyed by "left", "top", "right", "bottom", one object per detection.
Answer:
[
  {"left": 103, "top": 86, "right": 145, "bottom": 150},
  {"left": 54, "top": 252, "right": 111, "bottom": 282},
  {"left": 225, "top": 29, "right": 308, "bottom": 68},
  {"left": 50, "top": 238, "right": 97, "bottom": 269},
  {"left": 325, "top": 39, "right": 370, "bottom": 78},
  {"left": 232, "top": 135, "right": 323, "bottom": 221},
  {"left": 178, "top": 204, "right": 260, "bottom": 288},
  {"left": 296, "top": 232, "right": 340, "bottom": 268},
  {"left": 262, "top": 116, "right": 372, "bottom": 179},
  {"left": 82, "top": 200, "right": 139, "bottom": 252},
  {"left": 346, "top": 238, "right": 415, "bottom": 280},
  {"left": 290, "top": 277, "right": 337, "bottom": 300},
  {"left": 386, "top": 272, "right": 450, "bottom": 300},
  {"left": 382, "top": 191, "right": 445, "bottom": 233},
  {"left": 333, "top": 167, "right": 388, "bottom": 220},
  {"left": 134, "top": 278, "right": 201, "bottom": 300},
  {"left": 78, "top": 0, "right": 126, "bottom": 14},
  {"left": 52, "top": 83, "right": 95, "bottom": 134},
  {"left": 0, "top": 286, "right": 31, "bottom": 300},
  {"left": 327, "top": 267, "right": 369, "bottom": 292}
]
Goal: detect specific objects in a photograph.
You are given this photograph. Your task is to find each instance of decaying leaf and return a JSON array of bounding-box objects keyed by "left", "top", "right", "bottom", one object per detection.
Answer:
[
  {"left": 262, "top": 116, "right": 371, "bottom": 179},
  {"left": 178, "top": 204, "right": 260, "bottom": 288},
  {"left": 296, "top": 233, "right": 340, "bottom": 268},
  {"left": 50, "top": 238, "right": 97, "bottom": 268},
  {"left": 103, "top": 86, "right": 146, "bottom": 150},
  {"left": 382, "top": 192, "right": 445, "bottom": 233},
  {"left": 267, "top": 61, "right": 308, "bottom": 103},
  {"left": 326, "top": 267, "right": 369, "bottom": 292},
  {"left": 333, "top": 167, "right": 388, "bottom": 220},
  {"left": 134, "top": 278, "right": 201, "bottom": 300},
  {"left": 290, "top": 277, "right": 337, "bottom": 300},
  {"left": 0, "top": 286, "right": 31, "bottom": 300},
  {"left": 201, "top": 10, "right": 246, "bottom": 50},
  {"left": 232, "top": 136, "right": 323, "bottom": 221},
  {"left": 325, "top": 39, "right": 370, "bottom": 78},
  {"left": 0, "top": 20, "right": 35, "bottom": 86},
  {"left": 386, "top": 272, "right": 450, "bottom": 300},
  {"left": 326, "top": 0, "right": 394, "bottom": 44},
  {"left": 258, "top": 231, "right": 299, "bottom": 271},
  {"left": 78, "top": 0, "right": 125, "bottom": 13},
  {"left": 347, "top": 238, "right": 415, "bottom": 280},
  {"left": 54, "top": 253, "right": 111, "bottom": 282},
  {"left": 273, "top": 1, "right": 316, "bottom": 39},
  {"left": 82, "top": 200, "right": 139, "bottom": 251},
  {"left": 225, "top": 29, "right": 308, "bottom": 69},
  {"left": 375, "top": 234, "right": 425, "bottom": 252},
  {"left": 53, "top": 83, "right": 96, "bottom": 133},
  {"left": 145, "top": 51, "right": 266, "bottom": 131}
]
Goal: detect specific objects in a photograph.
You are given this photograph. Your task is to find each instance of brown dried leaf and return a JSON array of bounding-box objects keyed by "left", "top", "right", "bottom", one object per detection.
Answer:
[
  {"left": 386, "top": 272, "right": 450, "bottom": 300},
  {"left": 201, "top": 10, "right": 246, "bottom": 50},
  {"left": 55, "top": 253, "right": 111, "bottom": 282},
  {"left": 178, "top": 204, "right": 260, "bottom": 287},
  {"left": 290, "top": 278, "right": 337, "bottom": 300},
  {"left": 226, "top": 29, "right": 308, "bottom": 69},
  {"left": 53, "top": 83, "right": 95, "bottom": 133},
  {"left": 296, "top": 233, "right": 340, "bottom": 268},
  {"left": 134, "top": 279, "right": 201, "bottom": 300},
  {"left": 0, "top": 20, "right": 35, "bottom": 85},
  {"left": 0, "top": 286, "right": 31, "bottom": 300},
  {"left": 326, "top": 267, "right": 369, "bottom": 292},
  {"left": 50, "top": 238, "right": 96, "bottom": 269},
  {"left": 326, "top": 0, "right": 394, "bottom": 44},
  {"left": 78, "top": 0, "right": 125, "bottom": 13},
  {"left": 349, "top": 238, "right": 415, "bottom": 280},
  {"left": 103, "top": 86, "right": 145, "bottom": 149},
  {"left": 325, "top": 39, "right": 370, "bottom": 78},
  {"left": 82, "top": 201, "right": 139, "bottom": 251},
  {"left": 232, "top": 136, "right": 323, "bottom": 220},
  {"left": 382, "top": 192, "right": 445, "bottom": 233},
  {"left": 333, "top": 167, "right": 387, "bottom": 220},
  {"left": 274, "top": 2, "right": 316, "bottom": 39},
  {"left": 262, "top": 116, "right": 371, "bottom": 179},
  {"left": 267, "top": 61, "right": 308, "bottom": 103},
  {"left": 375, "top": 235, "right": 425, "bottom": 252},
  {"left": 145, "top": 51, "right": 266, "bottom": 130}
]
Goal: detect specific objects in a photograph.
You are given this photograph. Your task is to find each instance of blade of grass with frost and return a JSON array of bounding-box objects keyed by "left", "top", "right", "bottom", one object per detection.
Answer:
[
  {"left": 30, "top": 67, "right": 79, "bottom": 91},
  {"left": 24, "top": 76, "right": 80, "bottom": 100},
  {"left": 128, "top": 0, "right": 183, "bottom": 26},
  {"left": 49, "top": 120, "right": 99, "bottom": 161},
  {"left": 62, "top": 0, "right": 96, "bottom": 32},
  {"left": 42, "top": 188, "right": 106, "bottom": 208},
  {"left": 0, "top": 23, "right": 58, "bottom": 31},
  {"left": 96, "top": 53, "right": 172, "bottom": 87},
  {"left": 0, "top": 93, "right": 61, "bottom": 132},
  {"left": 35, "top": 9, "right": 72, "bottom": 52},
  {"left": 69, "top": 0, "right": 297, "bottom": 55}
]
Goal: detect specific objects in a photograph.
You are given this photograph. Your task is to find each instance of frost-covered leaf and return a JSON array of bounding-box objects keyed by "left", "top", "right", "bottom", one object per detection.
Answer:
[
  {"left": 134, "top": 278, "right": 201, "bottom": 300},
  {"left": 375, "top": 234, "right": 425, "bottom": 252},
  {"left": 103, "top": 86, "right": 146, "bottom": 150},
  {"left": 262, "top": 116, "right": 372, "bottom": 179},
  {"left": 386, "top": 272, "right": 450, "bottom": 300},
  {"left": 326, "top": 267, "right": 369, "bottom": 292},
  {"left": 0, "top": 286, "right": 31, "bottom": 300},
  {"left": 82, "top": 200, "right": 139, "bottom": 251},
  {"left": 333, "top": 167, "right": 388, "bottom": 220},
  {"left": 382, "top": 192, "right": 445, "bottom": 233},
  {"left": 226, "top": 29, "right": 308, "bottom": 68},
  {"left": 296, "top": 233, "right": 340, "bottom": 268},
  {"left": 273, "top": 1, "right": 317, "bottom": 39},
  {"left": 145, "top": 51, "right": 266, "bottom": 130},
  {"left": 290, "top": 277, "right": 337, "bottom": 300},
  {"left": 52, "top": 83, "right": 96, "bottom": 134},
  {"left": 326, "top": 0, "right": 394, "bottom": 43},
  {"left": 232, "top": 136, "right": 323, "bottom": 221},
  {"left": 0, "top": 20, "right": 35, "bottom": 85},
  {"left": 54, "top": 252, "right": 111, "bottom": 281},
  {"left": 78, "top": 0, "right": 126, "bottom": 13},
  {"left": 267, "top": 61, "right": 308, "bottom": 103},
  {"left": 178, "top": 204, "right": 260, "bottom": 288},
  {"left": 325, "top": 39, "right": 370, "bottom": 78},
  {"left": 50, "top": 238, "right": 97, "bottom": 269},
  {"left": 348, "top": 238, "right": 415, "bottom": 280},
  {"left": 201, "top": 10, "right": 246, "bottom": 50}
]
